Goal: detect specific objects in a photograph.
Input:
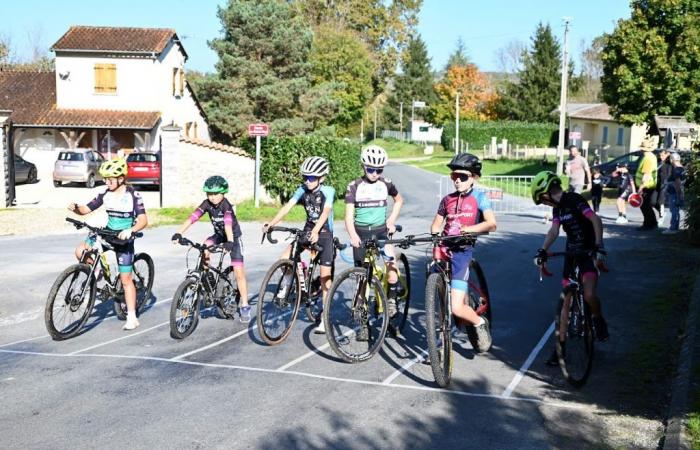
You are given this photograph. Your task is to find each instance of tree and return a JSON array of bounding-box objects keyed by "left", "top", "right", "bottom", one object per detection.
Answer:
[
  {"left": 570, "top": 37, "right": 604, "bottom": 103},
  {"left": 383, "top": 35, "right": 437, "bottom": 130},
  {"left": 430, "top": 64, "right": 498, "bottom": 124},
  {"left": 601, "top": 0, "right": 700, "bottom": 125},
  {"left": 444, "top": 37, "right": 470, "bottom": 71},
  {"left": 494, "top": 39, "right": 525, "bottom": 74},
  {"left": 495, "top": 23, "right": 562, "bottom": 122}
]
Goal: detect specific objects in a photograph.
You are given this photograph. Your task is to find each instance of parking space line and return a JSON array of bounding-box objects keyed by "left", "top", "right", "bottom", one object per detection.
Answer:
[
  {"left": 67, "top": 321, "right": 169, "bottom": 355},
  {"left": 276, "top": 328, "right": 354, "bottom": 372},
  {"left": 0, "top": 334, "right": 48, "bottom": 348},
  {"left": 501, "top": 321, "right": 554, "bottom": 399},
  {"left": 381, "top": 347, "right": 429, "bottom": 385},
  {"left": 170, "top": 324, "right": 256, "bottom": 361}
]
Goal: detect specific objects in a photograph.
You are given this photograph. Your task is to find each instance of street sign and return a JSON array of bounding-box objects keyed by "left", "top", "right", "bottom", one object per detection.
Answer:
[
  {"left": 569, "top": 131, "right": 581, "bottom": 140},
  {"left": 412, "top": 101, "right": 426, "bottom": 108},
  {"left": 248, "top": 123, "right": 269, "bottom": 137}
]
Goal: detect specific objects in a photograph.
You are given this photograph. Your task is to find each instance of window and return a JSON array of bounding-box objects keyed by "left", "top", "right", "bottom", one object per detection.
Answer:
[
  {"left": 58, "top": 152, "right": 85, "bottom": 161},
  {"left": 617, "top": 127, "right": 624, "bottom": 146},
  {"left": 94, "top": 63, "right": 117, "bottom": 94},
  {"left": 172, "top": 67, "right": 185, "bottom": 96},
  {"left": 602, "top": 126, "right": 608, "bottom": 144}
]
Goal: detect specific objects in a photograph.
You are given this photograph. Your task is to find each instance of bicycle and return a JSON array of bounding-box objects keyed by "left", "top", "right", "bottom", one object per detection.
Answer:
[
  {"left": 257, "top": 226, "right": 345, "bottom": 345},
  {"left": 44, "top": 218, "right": 154, "bottom": 340},
  {"left": 323, "top": 225, "right": 412, "bottom": 363},
  {"left": 538, "top": 251, "right": 606, "bottom": 388},
  {"left": 169, "top": 237, "right": 241, "bottom": 339}
]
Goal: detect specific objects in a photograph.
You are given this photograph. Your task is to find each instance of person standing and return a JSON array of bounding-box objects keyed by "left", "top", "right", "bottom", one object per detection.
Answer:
[
  {"left": 591, "top": 168, "right": 603, "bottom": 213},
  {"left": 654, "top": 149, "right": 672, "bottom": 222},
  {"left": 565, "top": 145, "right": 592, "bottom": 194},
  {"left": 635, "top": 139, "right": 658, "bottom": 230},
  {"left": 663, "top": 152, "right": 686, "bottom": 234}
]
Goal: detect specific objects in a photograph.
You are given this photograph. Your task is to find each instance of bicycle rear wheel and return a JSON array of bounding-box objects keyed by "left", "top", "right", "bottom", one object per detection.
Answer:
[
  {"left": 113, "top": 253, "right": 155, "bottom": 320},
  {"left": 389, "top": 251, "right": 411, "bottom": 336},
  {"left": 256, "top": 259, "right": 301, "bottom": 345},
  {"left": 556, "top": 292, "right": 594, "bottom": 387},
  {"left": 170, "top": 277, "right": 202, "bottom": 339},
  {"left": 45, "top": 264, "right": 96, "bottom": 340},
  {"left": 324, "top": 267, "right": 389, "bottom": 363},
  {"left": 425, "top": 272, "right": 452, "bottom": 387},
  {"left": 465, "top": 259, "right": 492, "bottom": 352}
]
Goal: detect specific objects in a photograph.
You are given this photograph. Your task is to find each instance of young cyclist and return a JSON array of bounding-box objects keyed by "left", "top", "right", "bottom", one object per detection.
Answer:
[
  {"left": 430, "top": 153, "right": 497, "bottom": 353},
  {"left": 263, "top": 156, "right": 335, "bottom": 334},
  {"left": 614, "top": 162, "right": 635, "bottom": 224},
  {"left": 345, "top": 145, "right": 403, "bottom": 339},
  {"left": 530, "top": 171, "right": 609, "bottom": 366},
  {"left": 171, "top": 176, "right": 251, "bottom": 323},
  {"left": 68, "top": 157, "right": 148, "bottom": 331}
]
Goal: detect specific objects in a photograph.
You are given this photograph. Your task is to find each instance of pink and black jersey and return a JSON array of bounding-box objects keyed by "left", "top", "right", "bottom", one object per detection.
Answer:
[
  {"left": 189, "top": 198, "right": 241, "bottom": 238},
  {"left": 552, "top": 192, "right": 596, "bottom": 251},
  {"left": 436, "top": 189, "right": 492, "bottom": 237}
]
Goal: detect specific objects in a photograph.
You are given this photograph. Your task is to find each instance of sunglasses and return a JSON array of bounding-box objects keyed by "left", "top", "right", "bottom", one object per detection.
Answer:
[
  {"left": 302, "top": 175, "right": 319, "bottom": 183},
  {"left": 365, "top": 166, "right": 383, "bottom": 174},
  {"left": 450, "top": 172, "right": 472, "bottom": 182}
]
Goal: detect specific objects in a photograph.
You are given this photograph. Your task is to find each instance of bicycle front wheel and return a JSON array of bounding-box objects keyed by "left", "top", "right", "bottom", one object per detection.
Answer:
[
  {"left": 45, "top": 264, "right": 96, "bottom": 340},
  {"left": 324, "top": 267, "right": 389, "bottom": 363},
  {"left": 425, "top": 272, "right": 452, "bottom": 387},
  {"left": 113, "top": 253, "right": 155, "bottom": 320},
  {"left": 305, "top": 262, "right": 323, "bottom": 324},
  {"left": 256, "top": 259, "right": 301, "bottom": 345},
  {"left": 556, "top": 292, "right": 594, "bottom": 388},
  {"left": 390, "top": 251, "right": 411, "bottom": 335},
  {"left": 170, "top": 277, "right": 202, "bottom": 339}
]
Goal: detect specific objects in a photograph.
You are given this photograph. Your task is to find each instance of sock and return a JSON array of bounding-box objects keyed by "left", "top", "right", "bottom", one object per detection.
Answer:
[
  {"left": 127, "top": 311, "right": 136, "bottom": 321},
  {"left": 388, "top": 282, "right": 398, "bottom": 299}
]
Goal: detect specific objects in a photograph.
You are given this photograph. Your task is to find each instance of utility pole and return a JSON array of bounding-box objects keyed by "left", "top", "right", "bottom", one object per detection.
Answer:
[
  {"left": 373, "top": 106, "right": 377, "bottom": 140},
  {"left": 399, "top": 101, "right": 403, "bottom": 140},
  {"left": 360, "top": 118, "right": 364, "bottom": 143},
  {"left": 556, "top": 17, "right": 571, "bottom": 176},
  {"left": 455, "top": 92, "right": 460, "bottom": 155}
]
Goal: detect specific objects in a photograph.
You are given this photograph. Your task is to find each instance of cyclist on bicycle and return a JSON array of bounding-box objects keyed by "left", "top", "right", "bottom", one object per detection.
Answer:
[
  {"left": 430, "top": 153, "right": 497, "bottom": 352},
  {"left": 345, "top": 145, "right": 404, "bottom": 328},
  {"left": 68, "top": 157, "right": 148, "bottom": 331},
  {"left": 530, "top": 171, "right": 609, "bottom": 365},
  {"left": 263, "top": 156, "right": 336, "bottom": 334},
  {"left": 171, "top": 176, "right": 251, "bottom": 323}
]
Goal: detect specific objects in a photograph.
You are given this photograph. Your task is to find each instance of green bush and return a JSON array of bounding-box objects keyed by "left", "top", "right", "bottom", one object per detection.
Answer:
[
  {"left": 260, "top": 136, "right": 361, "bottom": 202},
  {"left": 685, "top": 158, "right": 700, "bottom": 244},
  {"left": 441, "top": 120, "right": 558, "bottom": 151}
]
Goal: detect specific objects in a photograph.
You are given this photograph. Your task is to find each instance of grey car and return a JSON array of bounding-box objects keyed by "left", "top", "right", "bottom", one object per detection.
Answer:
[
  {"left": 53, "top": 149, "right": 104, "bottom": 188},
  {"left": 14, "top": 154, "right": 38, "bottom": 184}
]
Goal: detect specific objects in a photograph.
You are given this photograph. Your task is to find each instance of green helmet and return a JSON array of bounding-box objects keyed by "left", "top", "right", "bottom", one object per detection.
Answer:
[
  {"left": 531, "top": 171, "right": 561, "bottom": 205},
  {"left": 203, "top": 175, "right": 229, "bottom": 194}
]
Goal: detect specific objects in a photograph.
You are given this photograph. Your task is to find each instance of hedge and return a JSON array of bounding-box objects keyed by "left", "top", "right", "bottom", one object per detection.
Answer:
[
  {"left": 441, "top": 120, "right": 558, "bottom": 151},
  {"left": 685, "top": 158, "right": 700, "bottom": 244},
  {"left": 260, "top": 136, "right": 362, "bottom": 202}
]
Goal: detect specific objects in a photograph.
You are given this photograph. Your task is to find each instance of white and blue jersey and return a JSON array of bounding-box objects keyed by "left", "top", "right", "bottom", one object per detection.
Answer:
[{"left": 291, "top": 184, "right": 335, "bottom": 233}]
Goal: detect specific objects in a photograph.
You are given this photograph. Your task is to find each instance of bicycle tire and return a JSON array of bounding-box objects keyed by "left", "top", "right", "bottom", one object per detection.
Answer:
[
  {"left": 113, "top": 253, "right": 155, "bottom": 320},
  {"left": 389, "top": 251, "right": 411, "bottom": 335},
  {"left": 216, "top": 267, "right": 240, "bottom": 320},
  {"left": 45, "top": 264, "right": 96, "bottom": 340},
  {"left": 465, "top": 259, "right": 492, "bottom": 352},
  {"left": 425, "top": 272, "right": 452, "bottom": 387},
  {"left": 305, "top": 262, "right": 323, "bottom": 324},
  {"left": 555, "top": 292, "right": 594, "bottom": 388},
  {"left": 324, "top": 267, "right": 389, "bottom": 363},
  {"left": 170, "top": 277, "right": 202, "bottom": 339},
  {"left": 256, "top": 259, "right": 301, "bottom": 345}
]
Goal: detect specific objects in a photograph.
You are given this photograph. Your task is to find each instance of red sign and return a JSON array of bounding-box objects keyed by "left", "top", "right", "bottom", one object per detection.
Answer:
[
  {"left": 569, "top": 131, "right": 582, "bottom": 140},
  {"left": 485, "top": 189, "right": 503, "bottom": 201},
  {"left": 248, "top": 123, "right": 269, "bottom": 137}
]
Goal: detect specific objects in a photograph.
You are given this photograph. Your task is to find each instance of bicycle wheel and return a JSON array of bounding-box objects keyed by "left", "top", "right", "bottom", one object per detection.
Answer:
[
  {"left": 256, "top": 259, "right": 301, "bottom": 345},
  {"left": 113, "top": 253, "right": 155, "bottom": 320},
  {"left": 170, "top": 277, "right": 202, "bottom": 339},
  {"left": 324, "top": 267, "right": 389, "bottom": 363},
  {"left": 216, "top": 267, "right": 240, "bottom": 320},
  {"left": 555, "top": 292, "right": 594, "bottom": 388},
  {"left": 305, "top": 263, "right": 323, "bottom": 324},
  {"left": 425, "top": 272, "right": 452, "bottom": 387},
  {"left": 45, "top": 264, "right": 97, "bottom": 340},
  {"left": 465, "top": 259, "right": 492, "bottom": 352},
  {"left": 389, "top": 251, "right": 411, "bottom": 335}
]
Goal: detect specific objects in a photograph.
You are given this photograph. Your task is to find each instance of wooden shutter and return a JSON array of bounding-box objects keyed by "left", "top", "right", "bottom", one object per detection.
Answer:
[
  {"left": 172, "top": 68, "right": 178, "bottom": 96},
  {"left": 179, "top": 68, "right": 185, "bottom": 96},
  {"left": 94, "top": 63, "right": 116, "bottom": 94}
]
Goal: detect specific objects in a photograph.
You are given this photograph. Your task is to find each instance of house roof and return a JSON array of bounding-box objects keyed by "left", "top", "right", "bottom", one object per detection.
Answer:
[
  {"left": 180, "top": 137, "right": 251, "bottom": 159},
  {"left": 51, "top": 26, "right": 187, "bottom": 59},
  {"left": 0, "top": 70, "right": 160, "bottom": 129},
  {"left": 562, "top": 103, "right": 615, "bottom": 121},
  {"left": 653, "top": 115, "right": 698, "bottom": 133}
]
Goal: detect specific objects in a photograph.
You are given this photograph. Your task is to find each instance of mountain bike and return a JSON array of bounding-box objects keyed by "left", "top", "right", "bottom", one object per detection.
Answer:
[
  {"left": 44, "top": 218, "right": 154, "bottom": 340},
  {"left": 257, "top": 226, "right": 345, "bottom": 345},
  {"left": 169, "top": 237, "right": 241, "bottom": 339},
  {"left": 323, "top": 225, "right": 411, "bottom": 363}
]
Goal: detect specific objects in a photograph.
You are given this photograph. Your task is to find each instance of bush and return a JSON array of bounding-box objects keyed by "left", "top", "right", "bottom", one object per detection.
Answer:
[
  {"left": 260, "top": 136, "right": 361, "bottom": 202},
  {"left": 441, "top": 120, "right": 558, "bottom": 151},
  {"left": 685, "top": 158, "right": 700, "bottom": 244}
]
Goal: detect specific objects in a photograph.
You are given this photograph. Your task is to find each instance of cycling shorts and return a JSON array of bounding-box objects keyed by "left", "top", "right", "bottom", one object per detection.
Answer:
[
  {"left": 449, "top": 247, "right": 473, "bottom": 292},
  {"left": 618, "top": 187, "right": 633, "bottom": 200},
  {"left": 205, "top": 234, "right": 244, "bottom": 266},
  {"left": 353, "top": 224, "right": 390, "bottom": 267},
  {"left": 562, "top": 254, "right": 597, "bottom": 287},
  {"left": 302, "top": 225, "right": 334, "bottom": 267},
  {"left": 85, "top": 235, "right": 135, "bottom": 273}
]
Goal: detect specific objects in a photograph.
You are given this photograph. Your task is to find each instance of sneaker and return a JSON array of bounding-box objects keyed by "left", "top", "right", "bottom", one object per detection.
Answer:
[
  {"left": 313, "top": 320, "right": 326, "bottom": 334},
  {"left": 592, "top": 316, "right": 609, "bottom": 342},
  {"left": 387, "top": 297, "right": 398, "bottom": 318},
  {"left": 470, "top": 317, "right": 492, "bottom": 353},
  {"left": 123, "top": 316, "right": 140, "bottom": 330},
  {"left": 356, "top": 324, "right": 369, "bottom": 342},
  {"left": 615, "top": 216, "right": 628, "bottom": 224},
  {"left": 239, "top": 305, "right": 252, "bottom": 323}
]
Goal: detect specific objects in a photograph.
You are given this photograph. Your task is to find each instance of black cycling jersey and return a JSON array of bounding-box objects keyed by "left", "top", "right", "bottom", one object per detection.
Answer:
[
  {"left": 291, "top": 184, "right": 335, "bottom": 232},
  {"left": 552, "top": 192, "right": 596, "bottom": 252},
  {"left": 189, "top": 198, "right": 242, "bottom": 238}
]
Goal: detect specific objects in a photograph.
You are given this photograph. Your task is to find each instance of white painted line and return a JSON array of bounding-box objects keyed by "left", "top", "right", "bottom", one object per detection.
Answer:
[
  {"left": 67, "top": 321, "right": 169, "bottom": 355},
  {"left": 276, "top": 328, "right": 355, "bottom": 372},
  {"left": 170, "top": 325, "right": 255, "bottom": 361},
  {"left": 0, "top": 307, "right": 44, "bottom": 327},
  {"left": 501, "top": 321, "right": 554, "bottom": 399},
  {"left": 382, "top": 347, "right": 429, "bottom": 385},
  {"left": 0, "top": 347, "right": 592, "bottom": 411},
  {"left": 0, "top": 334, "right": 49, "bottom": 348}
]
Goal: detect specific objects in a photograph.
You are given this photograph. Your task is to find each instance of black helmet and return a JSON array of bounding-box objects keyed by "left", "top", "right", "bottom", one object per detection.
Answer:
[{"left": 447, "top": 152, "right": 482, "bottom": 176}]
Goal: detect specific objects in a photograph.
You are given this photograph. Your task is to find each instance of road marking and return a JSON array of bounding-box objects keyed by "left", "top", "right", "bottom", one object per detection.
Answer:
[
  {"left": 0, "top": 347, "right": 591, "bottom": 411},
  {"left": 276, "top": 328, "right": 356, "bottom": 371},
  {"left": 382, "top": 347, "right": 429, "bottom": 385},
  {"left": 0, "top": 334, "right": 49, "bottom": 348},
  {"left": 501, "top": 321, "right": 554, "bottom": 399},
  {"left": 67, "top": 321, "right": 170, "bottom": 355},
  {"left": 170, "top": 325, "right": 256, "bottom": 361},
  {"left": 0, "top": 307, "right": 44, "bottom": 327}
]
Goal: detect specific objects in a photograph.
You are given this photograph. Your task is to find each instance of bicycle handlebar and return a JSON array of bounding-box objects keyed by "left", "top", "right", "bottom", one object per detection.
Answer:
[
  {"left": 261, "top": 225, "right": 346, "bottom": 252},
  {"left": 536, "top": 249, "right": 609, "bottom": 281},
  {"left": 66, "top": 217, "right": 143, "bottom": 240},
  {"left": 177, "top": 236, "right": 224, "bottom": 253},
  {"left": 383, "top": 231, "right": 489, "bottom": 249}
]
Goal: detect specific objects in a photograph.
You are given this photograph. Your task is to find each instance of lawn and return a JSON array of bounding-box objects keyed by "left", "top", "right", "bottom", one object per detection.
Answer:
[{"left": 368, "top": 138, "right": 448, "bottom": 159}]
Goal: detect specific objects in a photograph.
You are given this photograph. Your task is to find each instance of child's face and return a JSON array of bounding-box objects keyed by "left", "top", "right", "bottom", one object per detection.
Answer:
[
  {"left": 302, "top": 175, "right": 322, "bottom": 190},
  {"left": 450, "top": 170, "right": 475, "bottom": 192},
  {"left": 207, "top": 193, "right": 224, "bottom": 204},
  {"left": 593, "top": 172, "right": 601, "bottom": 178}
]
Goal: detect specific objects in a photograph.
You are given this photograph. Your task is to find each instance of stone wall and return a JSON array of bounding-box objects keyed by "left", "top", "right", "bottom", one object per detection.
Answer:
[{"left": 0, "top": 112, "right": 10, "bottom": 207}]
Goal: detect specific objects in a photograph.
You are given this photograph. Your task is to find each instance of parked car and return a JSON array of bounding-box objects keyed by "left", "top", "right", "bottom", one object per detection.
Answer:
[
  {"left": 126, "top": 152, "right": 160, "bottom": 185},
  {"left": 14, "top": 154, "right": 38, "bottom": 184},
  {"left": 53, "top": 149, "right": 104, "bottom": 188},
  {"left": 592, "top": 149, "right": 698, "bottom": 188}
]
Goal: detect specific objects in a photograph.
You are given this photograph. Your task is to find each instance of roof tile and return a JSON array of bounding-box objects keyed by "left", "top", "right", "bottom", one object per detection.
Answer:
[{"left": 52, "top": 26, "right": 177, "bottom": 55}]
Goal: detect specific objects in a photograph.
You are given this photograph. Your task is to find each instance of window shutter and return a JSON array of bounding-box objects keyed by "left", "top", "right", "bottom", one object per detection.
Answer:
[
  {"left": 179, "top": 68, "right": 185, "bottom": 96},
  {"left": 172, "top": 68, "right": 178, "bottom": 96},
  {"left": 184, "top": 122, "right": 191, "bottom": 137},
  {"left": 94, "top": 63, "right": 117, "bottom": 94},
  {"left": 193, "top": 122, "right": 198, "bottom": 138}
]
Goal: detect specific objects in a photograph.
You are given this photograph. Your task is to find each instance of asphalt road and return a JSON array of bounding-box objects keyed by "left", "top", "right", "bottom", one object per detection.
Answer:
[{"left": 0, "top": 163, "right": 667, "bottom": 449}]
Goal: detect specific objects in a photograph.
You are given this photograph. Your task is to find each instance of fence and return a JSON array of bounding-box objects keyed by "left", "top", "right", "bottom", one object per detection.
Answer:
[{"left": 381, "top": 130, "right": 411, "bottom": 141}]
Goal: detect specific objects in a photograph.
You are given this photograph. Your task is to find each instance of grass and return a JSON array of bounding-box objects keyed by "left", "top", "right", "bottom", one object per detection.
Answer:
[{"left": 368, "top": 138, "right": 448, "bottom": 159}]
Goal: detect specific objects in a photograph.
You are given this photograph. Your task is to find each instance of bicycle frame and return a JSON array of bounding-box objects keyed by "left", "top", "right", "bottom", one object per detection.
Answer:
[{"left": 179, "top": 238, "right": 232, "bottom": 305}]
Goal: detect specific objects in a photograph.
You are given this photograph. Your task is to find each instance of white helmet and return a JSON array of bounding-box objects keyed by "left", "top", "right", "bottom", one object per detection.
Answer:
[
  {"left": 361, "top": 145, "right": 388, "bottom": 168},
  {"left": 300, "top": 156, "right": 329, "bottom": 176}
]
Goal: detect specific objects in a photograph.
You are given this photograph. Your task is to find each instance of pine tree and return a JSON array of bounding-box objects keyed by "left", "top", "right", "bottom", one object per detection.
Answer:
[{"left": 444, "top": 37, "right": 470, "bottom": 71}]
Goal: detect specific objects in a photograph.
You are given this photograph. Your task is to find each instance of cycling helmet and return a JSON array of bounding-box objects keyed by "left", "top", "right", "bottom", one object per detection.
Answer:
[
  {"left": 99, "top": 158, "right": 127, "bottom": 178},
  {"left": 203, "top": 175, "right": 229, "bottom": 194},
  {"left": 531, "top": 171, "right": 562, "bottom": 205},
  {"left": 616, "top": 162, "right": 628, "bottom": 169},
  {"left": 447, "top": 152, "right": 482, "bottom": 176},
  {"left": 300, "top": 156, "right": 329, "bottom": 176},
  {"left": 361, "top": 145, "right": 388, "bottom": 168}
]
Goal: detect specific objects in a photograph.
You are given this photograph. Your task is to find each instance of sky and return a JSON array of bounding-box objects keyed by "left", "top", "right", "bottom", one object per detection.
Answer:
[{"left": 0, "top": 0, "right": 632, "bottom": 74}]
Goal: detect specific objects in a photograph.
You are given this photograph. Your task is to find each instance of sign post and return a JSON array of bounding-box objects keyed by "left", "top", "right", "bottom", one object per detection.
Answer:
[{"left": 248, "top": 123, "right": 269, "bottom": 208}]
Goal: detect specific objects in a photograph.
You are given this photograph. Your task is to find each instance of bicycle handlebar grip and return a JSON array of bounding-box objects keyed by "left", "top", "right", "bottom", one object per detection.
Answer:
[
  {"left": 266, "top": 231, "right": 278, "bottom": 245},
  {"left": 65, "top": 217, "right": 84, "bottom": 228},
  {"left": 333, "top": 238, "right": 347, "bottom": 251},
  {"left": 395, "top": 224, "right": 403, "bottom": 233}
]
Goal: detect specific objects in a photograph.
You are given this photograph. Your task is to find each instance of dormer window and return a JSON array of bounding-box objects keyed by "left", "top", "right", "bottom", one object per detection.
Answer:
[
  {"left": 94, "top": 63, "right": 117, "bottom": 94},
  {"left": 172, "top": 67, "right": 185, "bottom": 97}
]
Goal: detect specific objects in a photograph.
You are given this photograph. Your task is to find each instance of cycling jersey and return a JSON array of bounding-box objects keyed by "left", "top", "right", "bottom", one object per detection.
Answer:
[
  {"left": 291, "top": 184, "right": 335, "bottom": 232},
  {"left": 87, "top": 186, "right": 146, "bottom": 231},
  {"left": 345, "top": 176, "right": 399, "bottom": 227},
  {"left": 618, "top": 172, "right": 634, "bottom": 197},
  {"left": 436, "top": 189, "right": 492, "bottom": 237},
  {"left": 552, "top": 192, "right": 596, "bottom": 252},
  {"left": 189, "top": 198, "right": 242, "bottom": 238}
]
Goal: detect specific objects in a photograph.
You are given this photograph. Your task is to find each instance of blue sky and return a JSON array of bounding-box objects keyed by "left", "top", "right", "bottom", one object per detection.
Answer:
[{"left": 1, "top": 0, "right": 631, "bottom": 74}]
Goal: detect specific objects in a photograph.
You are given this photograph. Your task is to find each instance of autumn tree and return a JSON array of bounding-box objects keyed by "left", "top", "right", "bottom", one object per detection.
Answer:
[{"left": 429, "top": 64, "right": 497, "bottom": 125}]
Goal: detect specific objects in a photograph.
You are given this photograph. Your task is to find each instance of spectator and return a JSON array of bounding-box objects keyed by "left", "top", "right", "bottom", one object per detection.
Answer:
[
  {"left": 663, "top": 152, "right": 686, "bottom": 234},
  {"left": 654, "top": 149, "right": 672, "bottom": 221},
  {"left": 615, "top": 163, "right": 635, "bottom": 224},
  {"left": 591, "top": 168, "right": 603, "bottom": 213},
  {"left": 635, "top": 138, "right": 658, "bottom": 230},
  {"left": 565, "top": 145, "right": 592, "bottom": 194}
]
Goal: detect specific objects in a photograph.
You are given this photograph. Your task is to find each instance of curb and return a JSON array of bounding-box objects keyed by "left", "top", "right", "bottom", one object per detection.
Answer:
[{"left": 663, "top": 266, "right": 700, "bottom": 450}]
